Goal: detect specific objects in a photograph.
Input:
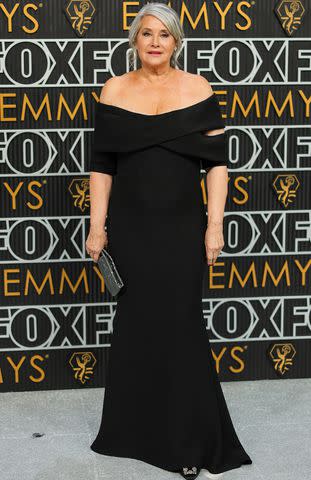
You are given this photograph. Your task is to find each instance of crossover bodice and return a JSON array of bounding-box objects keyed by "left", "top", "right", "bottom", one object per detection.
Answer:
[{"left": 90, "top": 93, "right": 228, "bottom": 175}]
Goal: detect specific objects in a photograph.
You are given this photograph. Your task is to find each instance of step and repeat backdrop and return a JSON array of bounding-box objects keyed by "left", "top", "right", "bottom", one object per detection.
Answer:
[{"left": 0, "top": 0, "right": 310, "bottom": 392}]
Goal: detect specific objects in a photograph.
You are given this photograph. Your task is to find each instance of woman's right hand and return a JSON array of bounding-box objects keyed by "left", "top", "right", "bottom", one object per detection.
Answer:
[{"left": 86, "top": 228, "right": 108, "bottom": 263}]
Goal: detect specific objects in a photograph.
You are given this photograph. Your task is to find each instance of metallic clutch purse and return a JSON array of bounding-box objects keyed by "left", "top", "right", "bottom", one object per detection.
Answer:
[{"left": 97, "top": 248, "right": 124, "bottom": 297}]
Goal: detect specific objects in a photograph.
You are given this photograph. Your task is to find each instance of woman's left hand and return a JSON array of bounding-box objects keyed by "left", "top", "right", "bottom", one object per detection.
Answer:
[{"left": 204, "top": 221, "right": 225, "bottom": 265}]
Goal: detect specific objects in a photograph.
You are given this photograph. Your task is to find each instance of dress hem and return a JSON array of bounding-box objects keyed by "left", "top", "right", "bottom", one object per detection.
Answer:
[{"left": 90, "top": 443, "right": 253, "bottom": 474}]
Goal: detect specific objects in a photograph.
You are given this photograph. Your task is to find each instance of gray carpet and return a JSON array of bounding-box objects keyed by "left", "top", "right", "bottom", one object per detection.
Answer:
[{"left": 1, "top": 378, "right": 310, "bottom": 480}]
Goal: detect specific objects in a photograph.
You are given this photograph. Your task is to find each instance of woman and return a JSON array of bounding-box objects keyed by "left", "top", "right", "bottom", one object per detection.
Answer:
[{"left": 86, "top": 3, "right": 252, "bottom": 479}]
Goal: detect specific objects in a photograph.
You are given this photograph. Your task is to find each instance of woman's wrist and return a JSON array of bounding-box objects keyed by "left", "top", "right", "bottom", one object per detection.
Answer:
[
  {"left": 207, "top": 219, "right": 223, "bottom": 227},
  {"left": 90, "top": 224, "right": 106, "bottom": 234}
]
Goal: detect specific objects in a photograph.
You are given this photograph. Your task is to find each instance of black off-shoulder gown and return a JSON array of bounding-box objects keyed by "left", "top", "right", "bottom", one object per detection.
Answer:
[{"left": 89, "top": 93, "right": 252, "bottom": 474}]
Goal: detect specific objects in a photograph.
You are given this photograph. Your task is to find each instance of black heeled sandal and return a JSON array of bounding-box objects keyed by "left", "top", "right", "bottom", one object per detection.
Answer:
[{"left": 180, "top": 466, "right": 201, "bottom": 479}]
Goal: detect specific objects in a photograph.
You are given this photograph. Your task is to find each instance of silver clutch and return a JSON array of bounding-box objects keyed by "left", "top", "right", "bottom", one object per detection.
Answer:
[{"left": 97, "top": 248, "right": 124, "bottom": 297}]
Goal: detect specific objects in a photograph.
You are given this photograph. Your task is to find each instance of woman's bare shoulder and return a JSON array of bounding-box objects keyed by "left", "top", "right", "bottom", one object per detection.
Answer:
[
  {"left": 99, "top": 76, "right": 122, "bottom": 104},
  {"left": 170, "top": 71, "right": 214, "bottom": 104},
  {"left": 186, "top": 72, "right": 214, "bottom": 99},
  {"left": 99, "top": 72, "right": 139, "bottom": 106}
]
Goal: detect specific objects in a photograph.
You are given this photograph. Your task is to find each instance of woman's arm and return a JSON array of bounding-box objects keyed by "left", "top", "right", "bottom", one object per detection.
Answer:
[
  {"left": 86, "top": 79, "right": 119, "bottom": 262},
  {"left": 206, "top": 164, "right": 228, "bottom": 226},
  {"left": 89, "top": 172, "right": 112, "bottom": 232},
  {"left": 86, "top": 172, "right": 112, "bottom": 262},
  {"left": 194, "top": 75, "right": 229, "bottom": 265},
  {"left": 204, "top": 127, "right": 228, "bottom": 265},
  {"left": 204, "top": 164, "right": 228, "bottom": 265}
]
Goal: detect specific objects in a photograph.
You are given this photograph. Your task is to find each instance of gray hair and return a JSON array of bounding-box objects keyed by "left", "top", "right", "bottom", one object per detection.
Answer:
[{"left": 128, "top": 2, "right": 184, "bottom": 69}]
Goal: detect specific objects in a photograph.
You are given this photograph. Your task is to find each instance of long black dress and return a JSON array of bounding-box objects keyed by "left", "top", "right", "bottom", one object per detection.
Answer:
[{"left": 89, "top": 93, "right": 252, "bottom": 474}]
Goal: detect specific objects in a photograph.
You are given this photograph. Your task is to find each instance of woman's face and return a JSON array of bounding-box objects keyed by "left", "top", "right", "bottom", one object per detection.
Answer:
[{"left": 135, "top": 15, "right": 176, "bottom": 68}]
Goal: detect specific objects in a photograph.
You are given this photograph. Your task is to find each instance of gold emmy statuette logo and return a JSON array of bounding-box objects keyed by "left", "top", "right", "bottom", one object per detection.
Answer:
[
  {"left": 69, "top": 178, "right": 90, "bottom": 211},
  {"left": 63, "top": 0, "right": 96, "bottom": 37},
  {"left": 274, "top": 0, "right": 305, "bottom": 36},
  {"left": 69, "top": 352, "right": 97, "bottom": 384},
  {"left": 272, "top": 174, "right": 299, "bottom": 207},
  {"left": 269, "top": 343, "right": 296, "bottom": 375}
]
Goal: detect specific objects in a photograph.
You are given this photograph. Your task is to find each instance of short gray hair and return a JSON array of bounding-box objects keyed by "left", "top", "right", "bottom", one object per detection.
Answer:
[{"left": 128, "top": 2, "right": 184, "bottom": 69}]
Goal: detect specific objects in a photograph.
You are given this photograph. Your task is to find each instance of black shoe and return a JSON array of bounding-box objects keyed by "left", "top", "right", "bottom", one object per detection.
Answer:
[{"left": 180, "top": 466, "right": 200, "bottom": 479}]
